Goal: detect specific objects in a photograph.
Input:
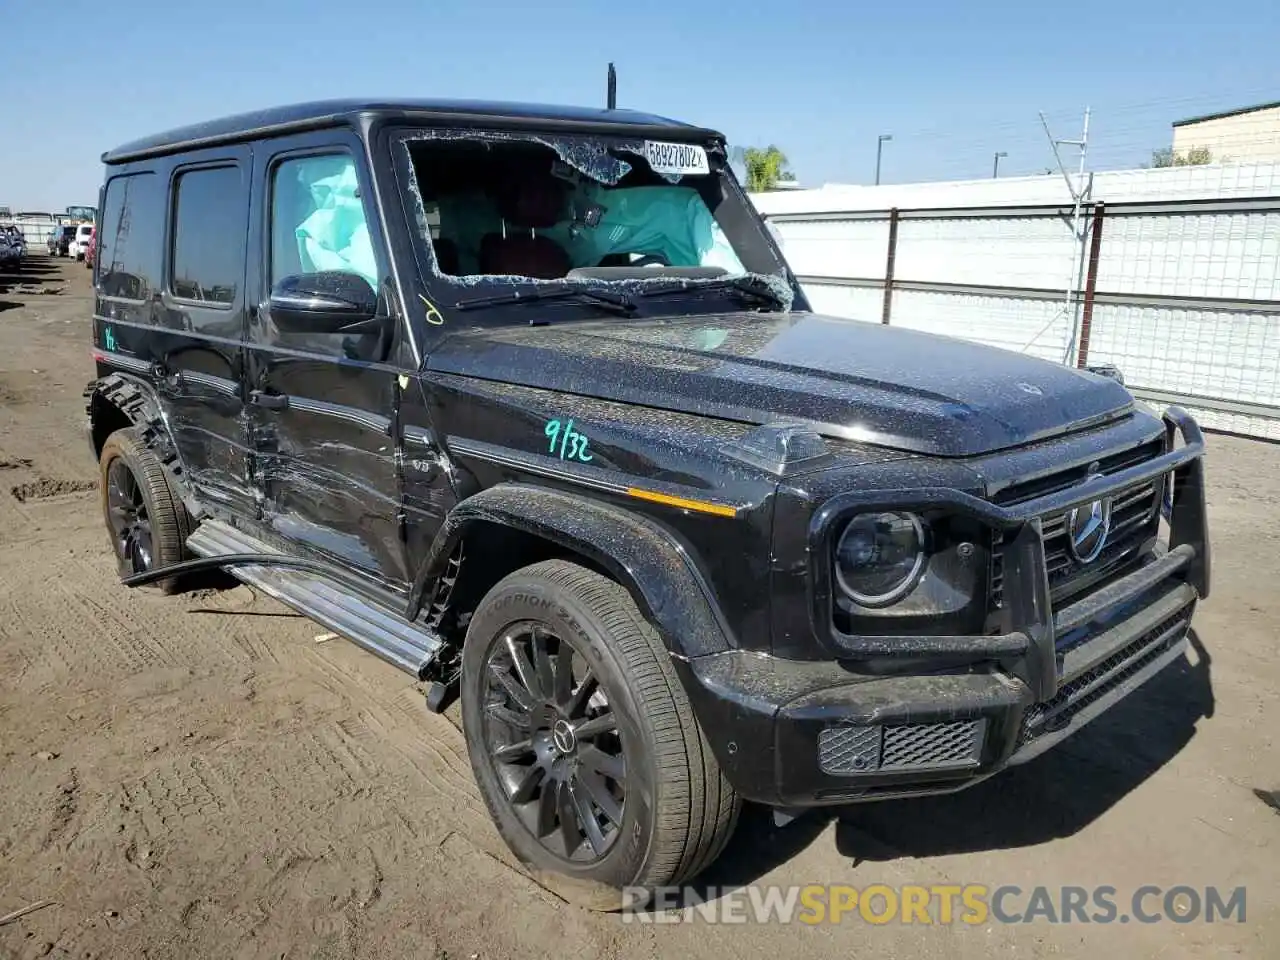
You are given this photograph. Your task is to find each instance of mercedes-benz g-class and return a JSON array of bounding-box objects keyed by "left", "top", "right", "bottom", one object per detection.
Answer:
[{"left": 85, "top": 99, "right": 1210, "bottom": 904}]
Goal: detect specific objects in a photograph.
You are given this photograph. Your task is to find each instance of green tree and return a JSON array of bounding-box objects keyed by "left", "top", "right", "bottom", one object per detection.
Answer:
[
  {"left": 743, "top": 145, "right": 794, "bottom": 192},
  {"left": 1151, "top": 145, "right": 1213, "bottom": 167}
]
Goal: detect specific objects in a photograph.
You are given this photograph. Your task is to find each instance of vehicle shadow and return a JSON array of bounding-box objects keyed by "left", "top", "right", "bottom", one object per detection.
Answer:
[
  {"left": 177, "top": 569, "right": 243, "bottom": 594},
  {"left": 0, "top": 263, "right": 64, "bottom": 282},
  {"left": 0, "top": 300, "right": 23, "bottom": 314},
  {"left": 661, "top": 631, "right": 1213, "bottom": 907}
]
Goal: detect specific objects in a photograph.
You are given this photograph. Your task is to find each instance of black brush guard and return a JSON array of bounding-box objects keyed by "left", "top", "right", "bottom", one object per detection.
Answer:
[{"left": 807, "top": 406, "right": 1210, "bottom": 702}]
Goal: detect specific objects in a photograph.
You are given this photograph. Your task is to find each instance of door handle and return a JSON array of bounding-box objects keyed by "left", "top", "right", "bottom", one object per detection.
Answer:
[{"left": 250, "top": 390, "right": 290, "bottom": 411}]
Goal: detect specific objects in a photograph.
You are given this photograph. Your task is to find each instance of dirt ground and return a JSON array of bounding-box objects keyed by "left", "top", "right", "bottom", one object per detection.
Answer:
[{"left": 0, "top": 257, "right": 1276, "bottom": 960}]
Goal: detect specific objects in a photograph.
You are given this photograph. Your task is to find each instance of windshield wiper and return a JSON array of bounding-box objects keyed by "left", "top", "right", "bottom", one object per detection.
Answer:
[
  {"left": 454, "top": 282, "right": 637, "bottom": 317},
  {"left": 634, "top": 275, "right": 788, "bottom": 311}
]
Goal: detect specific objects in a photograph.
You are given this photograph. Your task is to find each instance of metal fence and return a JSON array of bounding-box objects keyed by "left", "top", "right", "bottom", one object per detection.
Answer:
[
  {"left": 753, "top": 162, "right": 1280, "bottom": 441},
  {"left": 0, "top": 214, "right": 62, "bottom": 247}
]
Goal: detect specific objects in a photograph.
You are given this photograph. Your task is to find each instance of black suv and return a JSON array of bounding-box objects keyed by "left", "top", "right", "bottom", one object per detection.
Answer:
[{"left": 85, "top": 99, "right": 1210, "bottom": 903}]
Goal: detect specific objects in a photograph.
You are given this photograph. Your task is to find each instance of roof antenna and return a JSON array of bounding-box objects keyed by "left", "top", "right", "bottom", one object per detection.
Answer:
[{"left": 606, "top": 62, "right": 617, "bottom": 110}]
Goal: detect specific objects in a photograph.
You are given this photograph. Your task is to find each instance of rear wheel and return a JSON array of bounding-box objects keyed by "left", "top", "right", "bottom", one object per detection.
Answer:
[
  {"left": 99, "top": 428, "right": 190, "bottom": 594},
  {"left": 460, "top": 559, "right": 739, "bottom": 909}
]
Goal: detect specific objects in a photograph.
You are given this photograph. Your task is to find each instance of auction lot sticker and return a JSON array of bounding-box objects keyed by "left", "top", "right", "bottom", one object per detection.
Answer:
[{"left": 644, "top": 141, "right": 710, "bottom": 177}]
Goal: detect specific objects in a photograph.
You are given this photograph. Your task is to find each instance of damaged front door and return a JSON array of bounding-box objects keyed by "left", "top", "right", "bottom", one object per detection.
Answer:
[{"left": 245, "top": 132, "right": 407, "bottom": 584}]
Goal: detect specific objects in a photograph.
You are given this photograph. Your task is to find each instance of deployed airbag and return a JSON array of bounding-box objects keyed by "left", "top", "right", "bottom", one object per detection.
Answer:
[
  {"left": 293, "top": 156, "right": 379, "bottom": 289},
  {"left": 549, "top": 185, "right": 744, "bottom": 272}
]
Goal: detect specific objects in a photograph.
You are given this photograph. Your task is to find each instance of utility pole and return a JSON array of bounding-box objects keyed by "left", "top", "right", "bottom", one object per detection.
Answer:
[
  {"left": 875, "top": 134, "right": 892, "bottom": 185},
  {"left": 606, "top": 63, "right": 617, "bottom": 110},
  {"left": 1029, "top": 107, "right": 1091, "bottom": 365},
  {"left": 992, "top": 151, "right": 1007, "bottom": 178}
]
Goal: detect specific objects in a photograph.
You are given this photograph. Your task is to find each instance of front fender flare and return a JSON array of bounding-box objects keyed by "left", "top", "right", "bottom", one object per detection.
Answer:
[{"left": 409, "top": 484, "right": 734, "bottom": 658}]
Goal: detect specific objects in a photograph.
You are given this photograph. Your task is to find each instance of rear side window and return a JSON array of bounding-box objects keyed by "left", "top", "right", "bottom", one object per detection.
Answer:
[
  {"left": 170, "top": 166, "right": 246, "bottom": 305},
  {"left": 98, "top": 172, "right": 164, "bottom": 301}
]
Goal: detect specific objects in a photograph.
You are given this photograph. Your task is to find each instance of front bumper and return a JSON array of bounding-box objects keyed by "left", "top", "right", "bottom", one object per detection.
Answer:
[{"left": 678, "top": 407, "right": 1210, "bottom": 807}]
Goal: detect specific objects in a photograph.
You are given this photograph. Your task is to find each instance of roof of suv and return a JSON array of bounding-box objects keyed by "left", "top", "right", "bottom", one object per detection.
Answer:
[{"left": 102, "top": 98, "right": 723, "bottom": 164}]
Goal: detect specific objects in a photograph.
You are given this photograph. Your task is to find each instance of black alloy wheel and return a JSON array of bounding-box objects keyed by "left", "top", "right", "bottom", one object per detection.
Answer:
[
  {"left": 106, "top": 456, "right": 155, "bottom": 574},
  {"left": 480, "top": 620, "right": 627, "bottom": 864},
  {"left": 98, "top": 427, "right": 191, "bottom": 593},
  {"left": 460, "top": 560, "right": 740, "bottom": 909}
]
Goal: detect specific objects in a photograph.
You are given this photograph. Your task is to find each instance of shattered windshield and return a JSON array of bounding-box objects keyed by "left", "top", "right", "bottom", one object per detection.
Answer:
[{"left": 395, "top": 128, "right": 794, "bottom": 315}]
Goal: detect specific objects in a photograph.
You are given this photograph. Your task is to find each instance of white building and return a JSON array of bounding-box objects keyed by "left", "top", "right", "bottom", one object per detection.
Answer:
[{"left": 1172, "top": 100, "right": 1280, "bottom": 164}]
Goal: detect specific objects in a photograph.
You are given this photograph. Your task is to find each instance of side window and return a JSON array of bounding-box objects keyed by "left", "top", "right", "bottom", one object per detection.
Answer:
[
  {"left": 270, "top": 154, "right": 378, "bottom": 291},
  {"left": 98, "top": 172, "right": 164, "bottom": 302},
  {"left": 170, "top": 166, "right": 245, "bottom": 305}
]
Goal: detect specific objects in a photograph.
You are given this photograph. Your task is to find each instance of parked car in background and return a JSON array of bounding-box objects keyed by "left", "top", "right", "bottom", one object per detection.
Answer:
[
  {"left": 84, "top": 228, "right": 97, "bottom": 269},
  {"left": 56, "top": 225, "right": 76, "bottom": 257},
  {"left": 5, "top": 226, "right": 26, "bottom": 258},
  {"left": 0, "top": 229, "right": 19, "bottom": 270},
  {"left": 69, "top": 223, "right": 94, "bottom": 260},
  {"left": 48, "top": 232, "right": 59, "bottom": 255}
]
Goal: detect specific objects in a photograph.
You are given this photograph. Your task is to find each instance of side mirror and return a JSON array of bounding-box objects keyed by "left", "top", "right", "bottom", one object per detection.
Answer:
[{"left": 268, "top": 271, "right": 378, "bottom": 334}]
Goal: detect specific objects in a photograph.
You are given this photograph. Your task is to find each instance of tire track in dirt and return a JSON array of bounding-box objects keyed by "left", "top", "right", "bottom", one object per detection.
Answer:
[
  {"left": 184, "top": 587, "right": 291, "bottom": 667},
  {"left": 287, "top": 644, "right": 528, "bottom": 875},
  {"left": 121, "top": 726, "right": 391, "bottom": 853},
  {"left": 304, "top": 648, "right": 492, "bottom": 824},
  {"left": 0, "top": 559, "right": 175, "bottom": 686},
  {"left": 1, "top": 557, "right": 268, "bottom": 689}
]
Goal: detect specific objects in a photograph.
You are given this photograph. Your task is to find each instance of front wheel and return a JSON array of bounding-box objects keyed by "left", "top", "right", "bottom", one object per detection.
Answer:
[
  {"left": 460, "top": 559, "right": 739, "bottom": 909},
  {"left": 99, "top": 428, "right": 191, "bottom": 593}
]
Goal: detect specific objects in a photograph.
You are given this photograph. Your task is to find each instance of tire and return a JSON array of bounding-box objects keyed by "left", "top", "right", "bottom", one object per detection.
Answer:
[
  {"left": 460, "top": 559, "right": 739, "bottom": 910},
  {"left": 99, "top": 427, "right": 191, "bottom": 594}
]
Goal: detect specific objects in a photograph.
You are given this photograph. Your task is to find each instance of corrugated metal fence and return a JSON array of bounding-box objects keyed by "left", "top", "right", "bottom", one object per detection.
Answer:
[
  {"left": 1, "top": 214, "right": 62, "bottom": 247},
  {"left": 754, "top": 163, "right": 1280, "bottom": 441}
]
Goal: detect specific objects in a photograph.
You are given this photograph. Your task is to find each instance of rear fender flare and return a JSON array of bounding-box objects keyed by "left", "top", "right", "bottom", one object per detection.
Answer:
[
  {"left": 409, "top": 484, "right": 734, "bottom": 658},
  {"left": 86, "top": 373, "right": 191, "bottom": 504}
]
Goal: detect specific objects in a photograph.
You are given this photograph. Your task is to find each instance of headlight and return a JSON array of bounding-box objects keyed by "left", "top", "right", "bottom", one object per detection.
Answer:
[{"left": 833, "top": 512, "right": 927, "bottom": 607}]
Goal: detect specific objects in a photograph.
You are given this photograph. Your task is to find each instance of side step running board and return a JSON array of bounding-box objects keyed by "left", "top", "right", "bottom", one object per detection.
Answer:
[{"left": 186, "top": 520, "right": 443, "bottom": 679}]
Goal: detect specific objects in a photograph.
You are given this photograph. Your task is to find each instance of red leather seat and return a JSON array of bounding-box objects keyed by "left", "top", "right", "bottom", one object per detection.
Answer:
[
  {"left": 479, "top": 175, "right": 571, "bottom": 279},
  {"left": 479, "top": 234, "right": 570, "bottom": 278}
]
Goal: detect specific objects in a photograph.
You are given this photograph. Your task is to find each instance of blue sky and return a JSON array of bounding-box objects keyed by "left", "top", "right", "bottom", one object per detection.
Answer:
[{"left": 3, "top": 0, "right": 1278, "bottom": 211}]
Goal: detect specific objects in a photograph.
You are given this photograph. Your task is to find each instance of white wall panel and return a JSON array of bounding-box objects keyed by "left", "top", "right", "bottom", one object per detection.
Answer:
[
  {"left": 771, "top": 218, "right": 888, "bottom": 279},
  {"left": 1173, "top": 405, "right": 1280, "bottom": 442},
  {"left": 895, "top": 216, "right": 1076, "bottom": 289},
  {"left": 1098, "top": 212, "right": 1280, "bottom": 299},
  {"left": 800, "top": 282, "right": 885, "bottom": 324},
  {"left": 1085, "top": 303, "right": 1280, "bottom": 406},
  {"left": 889, "top": 290, "right": 1070, "bottom": 364}
]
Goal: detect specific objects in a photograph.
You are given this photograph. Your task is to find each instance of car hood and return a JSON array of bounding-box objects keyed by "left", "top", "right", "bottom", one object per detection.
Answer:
[{"left": 428, "top": 311, "right": 1134, "bottom": 457}]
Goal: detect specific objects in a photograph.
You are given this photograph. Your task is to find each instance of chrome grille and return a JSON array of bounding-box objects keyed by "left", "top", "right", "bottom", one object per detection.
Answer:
[
  {"left": 991, "top": 479, "right": 1160, "bottom": 609},
  {"left": 989, "top": 438, "right": 1166, "bottom": 612}
]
